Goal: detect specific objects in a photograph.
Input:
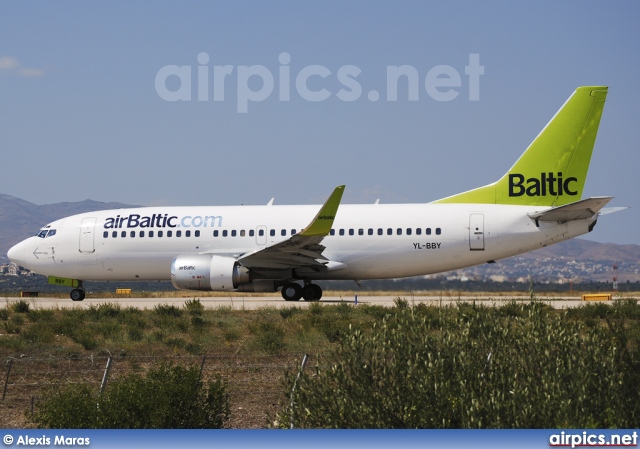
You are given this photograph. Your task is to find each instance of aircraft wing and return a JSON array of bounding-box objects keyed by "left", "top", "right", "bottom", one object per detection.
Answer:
[
  {"left": 528, "top": 196, "right": 613, "bottom": 222},
  {"left": 236, "top": 185, "right": 345, "bottom": 270}
]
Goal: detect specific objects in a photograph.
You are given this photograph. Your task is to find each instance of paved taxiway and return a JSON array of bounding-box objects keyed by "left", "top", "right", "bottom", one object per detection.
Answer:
[{"left": 1, "top": 295, "right": 598, "bottom": 310}]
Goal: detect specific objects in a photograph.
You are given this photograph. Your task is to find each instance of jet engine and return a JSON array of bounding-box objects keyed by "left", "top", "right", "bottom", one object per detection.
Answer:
[{"left": 171, "top": 254, "right": 275, "bottom": 292}]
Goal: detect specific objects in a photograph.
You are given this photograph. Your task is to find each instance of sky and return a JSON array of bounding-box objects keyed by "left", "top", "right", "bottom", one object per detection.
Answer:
[{"left": 1, "top": 1, "right": 639, "bottom": 245}]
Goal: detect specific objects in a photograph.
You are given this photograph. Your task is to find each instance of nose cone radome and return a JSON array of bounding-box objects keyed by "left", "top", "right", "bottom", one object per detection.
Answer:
[{"left": 7, "top": 241, "right": 26, "bottom": 265}]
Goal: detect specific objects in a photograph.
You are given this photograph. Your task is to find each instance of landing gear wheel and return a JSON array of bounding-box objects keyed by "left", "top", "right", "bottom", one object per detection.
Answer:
[
  {"left": 302, "top": 284, "right": 322, "bottom": 301},
  {"left": 281, "top": 283, "right": 303, "bottom": 301},
  {"left": 70, "top": 289, "right": 86, "bottom": 302}
]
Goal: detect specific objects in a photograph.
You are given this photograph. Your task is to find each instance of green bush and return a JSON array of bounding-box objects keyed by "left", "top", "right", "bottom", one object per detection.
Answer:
[
  {"left": 154, "top": 304, "right": 183, "bottom": 318},
  {"left": 71, "top": 328, "right": 100, "bottom": 350},
  {"left": 31, "top": 364, "right": 230, "bottom": 429},
  {"left": 360, "top": 304, "right": 391, "bottom": 320},
  {"left": 184, "top": 299, "right": 205, "bottom": 316},
  {"left": 279, "top": 307, "right": 301, "bottom": 320},
  {"left": 21, "top": 322, "right": 55, "bottom": 345},
  {"left": 278, "top": 303, "right": 640, "bottom": 428},
  {"left": 127, "top": 327, "right": 143, "bottom": 341},
  {"left": 393, "top": 297, "right": 409, "bottom": 309},
  {"left": 191, "top": 315, "right": 208, "bottom": 329},
  {"left": 251, "top": 321, "right": 286, "bottom": 354},
  {"left": 27, "top": 308, "right": 54, "bottom": 322},
  {"left": 12, "top": 300, "right": 30, "bottom": 313},
  {"left": 87, "top": 303, "right": 122, "bottom": 320}
]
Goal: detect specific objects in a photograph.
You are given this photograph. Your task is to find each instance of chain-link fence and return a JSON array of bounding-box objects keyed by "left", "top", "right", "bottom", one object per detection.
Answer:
[{"left": 1, "top": 353, "right": 313, "bottom": 428}]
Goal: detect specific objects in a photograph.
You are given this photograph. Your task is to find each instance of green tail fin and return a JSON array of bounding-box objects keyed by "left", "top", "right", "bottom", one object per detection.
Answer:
[{"left": 434, "top": 86, "right": 608, "bottom": 206}]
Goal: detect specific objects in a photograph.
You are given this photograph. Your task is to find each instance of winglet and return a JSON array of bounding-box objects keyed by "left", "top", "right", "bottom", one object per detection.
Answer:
[{"left": 299, "top": 185, "right": 345, "bottom": 237}]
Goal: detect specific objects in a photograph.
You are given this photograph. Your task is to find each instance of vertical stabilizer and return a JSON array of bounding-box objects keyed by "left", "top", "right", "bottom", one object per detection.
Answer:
[{"left": 434, "top": 86, "right": 607, "bottom": 206}]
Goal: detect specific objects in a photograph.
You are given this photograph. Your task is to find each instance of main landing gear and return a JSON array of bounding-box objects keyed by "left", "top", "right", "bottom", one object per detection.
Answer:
[
  {"left": 70, "top": 281, "right": 86, "bottom": 301},
  {"left": 281, "top": 282, "right": 322, "bottom": 302}
]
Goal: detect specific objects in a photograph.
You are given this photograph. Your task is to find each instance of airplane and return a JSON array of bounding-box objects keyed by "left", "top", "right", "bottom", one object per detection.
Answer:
[{"left": 7, "top": 86, "right": 624, "bottom": 302}]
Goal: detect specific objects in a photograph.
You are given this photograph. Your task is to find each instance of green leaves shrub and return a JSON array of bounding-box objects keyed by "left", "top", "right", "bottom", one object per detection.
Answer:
[
  {"left": 32, "top": 363, "right": 230, "bottom": 428},
  {"left": 279, "top": 302, "right": 640, "bottom": 428}
]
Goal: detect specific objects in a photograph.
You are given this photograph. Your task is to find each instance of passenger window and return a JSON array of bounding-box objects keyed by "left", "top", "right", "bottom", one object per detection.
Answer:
[
  {"left": 349, "top": 229, "right": 354, "bottom": 236},
  {"left": 339, "top": 229, "right": 345, "bottom": 236},
  {"left": 158, "top": 231, "right": 163, "bottom": 237},
  {"left": 426, "top": 228, "right": 432, "bottom": 235},
  {"left": 269, "top": 229, "right": 274, "bottom": 236},
  {"left": 378, "top": 228, "right": 383, "bottom": 236},
  {"left": 397, "top": 228, "right": 402, "bottom": 235},
  {"left": 231, "top": 230, "right": 236, "bottom": 237},
  {"left": 406, "top": 228, "right": 412, "bottom": 235},
  {"left": 121, "top": 231, "right": 126, "bottom": 238},
  {"left": 140, "top": 231, "right": 145, "bottom": 237},
  {"left": 186, "top": 230, "right": 191, "bottom": 237},
  {"left": 149, "top": 231, "right": 154, "bottom": 237},
  {"left": 259, "top": 229, "right": 264, "bottom": 236},
  {"left": 291, "top": 229, "right": 296, "bottom": 235},
  {"left": 416, "top": 228, "right": 422, "bottom": 235},
  {"left": 368, "top": 229, "right": 373, "bottom": 235},
  {"left": 281, "top": 229, "right": 286, "bottom": 236},
  {"left": 103, "top": 231, "right": 108, "bottom": 238},
  {"left": 167, "top": 230, "right": 173, "bottom": 237},
  {"left": 213, "top": 230, "right": 219, "bottom": 237},
  {"left": 112, "top": 231, "right": 117, "bottom": 238},
  {"left": 130, "top": 231, "right": 135, "bottom": 238},
  {"left": 330, "top": 229, "right": 335, "bottom": 236},
  {"left": 249, "top": 230, "right": 255, "bottom": 237},
  {"left": 222, "top": 230, "right": 228, "bottom": 237},
  {"left": 240, "top": 230, "right": 245, "bottom": 237},
  {"left": 387, "top": 228, "right": 392, "bottom": 235},
  {"left": 176, "top": 230, "right": 182, "bottom": 237},
  {"left": 436, "top": 228, "right": 442, "bottom": 235},
  {"left": 195, "top": 230, "right": 200, "bottom": 237}
]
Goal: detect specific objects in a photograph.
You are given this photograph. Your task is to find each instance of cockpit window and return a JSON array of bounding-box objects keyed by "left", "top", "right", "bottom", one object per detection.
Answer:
[{"left": 36, "top": 226, "right": 57, "bottom": 238}]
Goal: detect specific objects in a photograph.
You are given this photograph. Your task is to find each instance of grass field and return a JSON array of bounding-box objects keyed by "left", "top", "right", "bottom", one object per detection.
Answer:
[{"left": 1, "top": 296, "right": 638, "bottom": 428}]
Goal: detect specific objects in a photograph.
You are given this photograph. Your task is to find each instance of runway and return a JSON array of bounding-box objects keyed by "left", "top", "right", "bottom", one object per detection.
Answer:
[{"left": 1, "top": 294, "right": 599, "bottom": 310}]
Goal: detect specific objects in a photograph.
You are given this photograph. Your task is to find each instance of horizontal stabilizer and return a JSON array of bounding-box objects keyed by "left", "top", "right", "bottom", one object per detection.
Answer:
[
  {"left": 528, "top": 196, "right": 613, "bottom": 222},
  {"left": 598, "top": 206, "right": 628, "bottom": 216}
]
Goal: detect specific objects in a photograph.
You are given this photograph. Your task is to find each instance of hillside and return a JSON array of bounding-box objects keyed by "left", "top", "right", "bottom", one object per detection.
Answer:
[{"left": 447, "top": 239, "right": 640, "bottom": 283}]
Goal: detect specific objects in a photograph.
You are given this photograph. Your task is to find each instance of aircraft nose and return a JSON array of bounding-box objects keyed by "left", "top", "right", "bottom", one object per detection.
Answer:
[{"left": 7, "top": 241, "right": 26, "bottom": 265}]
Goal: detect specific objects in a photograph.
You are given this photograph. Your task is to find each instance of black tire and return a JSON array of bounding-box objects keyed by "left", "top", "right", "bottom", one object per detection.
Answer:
[
  {"left": 302, "top": 284, "right": 322, "bottom": 301},
  {"left": 70, "top": 289, "right": 85, "bottom": 301},
  {"left": 281, "top": 283, "right": 302, "bottom": 301}
]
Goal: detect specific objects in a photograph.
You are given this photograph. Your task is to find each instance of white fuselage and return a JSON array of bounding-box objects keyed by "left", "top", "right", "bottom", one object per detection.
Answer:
[{"left": 8, "top": 202, "right": 593, "bottom": 284}]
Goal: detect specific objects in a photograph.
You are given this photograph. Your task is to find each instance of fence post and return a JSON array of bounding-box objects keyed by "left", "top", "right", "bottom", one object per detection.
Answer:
[
  {"left": 289, "top": 354, "right": 309, "bottom": 429},
  {"left": 199, "top": 356, "right": 206, "bottom": 381},
  {"left": 99, "top": 357, "right": 113, "bottom": 395},
  {"left": 2, "top": 359, "right": 13, "bottom": 400}
]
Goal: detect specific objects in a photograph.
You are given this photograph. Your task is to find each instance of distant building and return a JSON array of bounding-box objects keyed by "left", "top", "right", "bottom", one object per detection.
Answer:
[{"left": 0, "top": 263, "right": 24, "bottom": 276}]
